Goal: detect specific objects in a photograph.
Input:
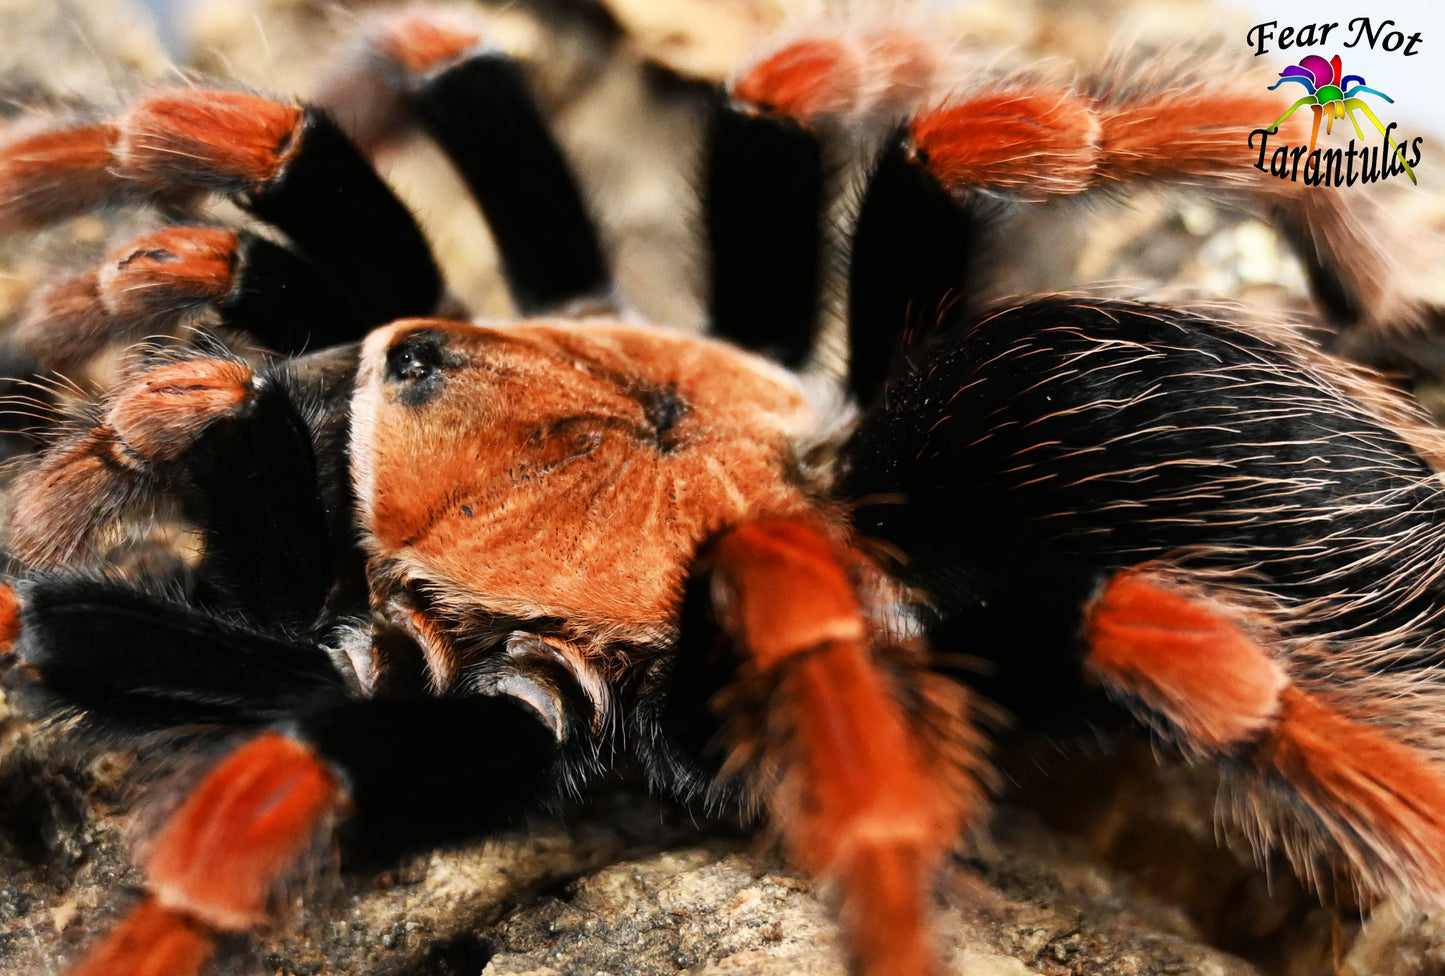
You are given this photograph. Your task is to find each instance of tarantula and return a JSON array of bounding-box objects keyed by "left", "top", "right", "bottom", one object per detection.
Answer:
[{"left": 0, "top": 7, "right": 1443, "bottom": 976}]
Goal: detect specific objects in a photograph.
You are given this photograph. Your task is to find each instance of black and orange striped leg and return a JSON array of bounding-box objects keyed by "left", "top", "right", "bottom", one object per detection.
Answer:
[
  {"left": 0, "top": 225, "right": 371, "bottom": 456},
  {"left": 8, "top": 226, "right": 370, "bottom": 371},
  {"left": 130, "top": 93, "right": 443, "bottom": 326},
  {"left": 691, "top": 517, "right": 982, "bottom": 976},
  {"left": 317, "top": 10, "right": 613, "bottom": 315},
  {"left": 0, "top": 570, "right": 575, "bottom": 976},
  {"left": 726, "top": 26, "right": 1419, "bottom": 366},
  {"left": 707, "top": 29, "right": 945, "bottom": 371},
  {"left": 62, "top": 693, "right": 567, "bottom": 976},
  {"left": 720, "top": 31, "right": 975, "bottom": 399},
  {"left": 0, "top": 90, "right": 443, "bottom": 328},
  {"left": 1084, "top": 567, "right": 1445, "bottom": 906}
]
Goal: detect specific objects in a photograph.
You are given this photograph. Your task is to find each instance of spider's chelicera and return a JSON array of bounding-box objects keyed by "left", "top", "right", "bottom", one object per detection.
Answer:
[{"left": 1, "top": 10, "right": 1444, "bottom": 976}]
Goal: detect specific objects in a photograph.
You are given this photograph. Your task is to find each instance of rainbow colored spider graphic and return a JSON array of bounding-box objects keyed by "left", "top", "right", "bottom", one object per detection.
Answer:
[{"left": 1267, "top": 53, "right": 1416, "bottom": 184}]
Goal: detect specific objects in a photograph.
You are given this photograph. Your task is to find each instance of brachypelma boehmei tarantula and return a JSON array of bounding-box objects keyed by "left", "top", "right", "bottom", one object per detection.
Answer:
[{"left": 1, "top": 5, "right": 1444, "bottom": 976}]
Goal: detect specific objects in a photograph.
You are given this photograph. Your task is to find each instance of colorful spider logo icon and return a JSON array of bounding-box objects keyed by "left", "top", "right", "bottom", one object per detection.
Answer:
[{"left": 1267, "top": 53, "right": 1416, "bottom": 184}]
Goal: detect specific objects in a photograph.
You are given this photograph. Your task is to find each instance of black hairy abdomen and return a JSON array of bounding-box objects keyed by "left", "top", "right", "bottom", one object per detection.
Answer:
[{"left": 843, "top": 300, "right": 1445, "bottom": 717}]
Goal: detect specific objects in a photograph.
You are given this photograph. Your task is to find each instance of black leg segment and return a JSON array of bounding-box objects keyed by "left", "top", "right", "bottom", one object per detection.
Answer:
[
  {"left": 244, "top": 109, "right": 444, "bottom": 327},
  {"left": 222, "top": 233, "right": 372, "bottom": 354},
  {"left": 299, "top": 694, "right": 569, "bottom": 859},
  {"left": 178, "top": 374, "right": 338, "bottom": 633},
  {"left": 846, "top": 131, "right": 981, "bottom": 406},
  {"left": 412, "top": 54, "right": 612, "bottom": 314},
  {"left": 703, "top": 104, "right": 824, "bottom": 368},
  {"left": 11, "top": 577, "right": 348, "bottom": 730}
]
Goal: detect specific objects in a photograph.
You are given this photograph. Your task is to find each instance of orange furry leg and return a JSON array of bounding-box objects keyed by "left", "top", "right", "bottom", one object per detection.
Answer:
[
  {"left": 4, "top": 227, "right": 242, "bottom": 394},
  {"left": 0, "top": 582, "right": 19, "bottom": 661},
  {"left": 1265, "top": 688, "right": 1445, "bottom": 886},
  {"left": 0, "top": 122, "right": 128, "bottom": 232},
  {"left": 116, "top": 91, "right": 302, "bottom": 191},
  {"left": 706, "top": 518, "right": 977, "bottom": 976},
  {"left": 68, "top": 900, "right": 214, "bottom": 976},
  {"left": 1093, "top": 85, "right": 1307, "bottom": 183},
  {"left": 95, "top": 227, "right": 241, "bottom": 321},
  {"left": 1083, "top": 569, "right": 1286, "bottom": 749},
  {"left": 0, "top": 90, "right": 302, "bottom": 229},
  {"left": 1096, "top": 79, "right": 1405, "bottom": 330},
  {"left": 1084, "top": 569, "right": 1445, "bottom": 902},
  {"left": 732, "top": 37, "right": 866, "bottom": 122},
  {"left": 70, "top": 733, "right": 344, "bottom": 976},
  {"left": 908, "top": 89, "right": 1101, "bottom": 199},
  {"left": 730, "top": 29, "right": 943, "bottom": 126},
  {"left": 314, "top": 7, "right": 484, "bottom": 152}
]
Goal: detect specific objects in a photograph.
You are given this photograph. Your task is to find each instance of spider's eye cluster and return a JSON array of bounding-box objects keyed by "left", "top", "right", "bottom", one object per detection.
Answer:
[
  {"left": 383, "top": 329, "right": 457, "bottom": 407},
  {"left": 385, "top": 330, "right": 449, "bottom": 383}
]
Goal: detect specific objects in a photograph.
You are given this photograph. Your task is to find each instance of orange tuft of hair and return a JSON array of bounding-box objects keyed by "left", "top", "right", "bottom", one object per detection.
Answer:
[
  {"left": 854, "top": 28, "right": 943, "bottom": 118},
  {"left": 910, "top": 89, "right": 1101, "bottom": 199},
  {"left": 732, "top": 37, "right": 863, "bottom": 122},
  {"left": 1084, "top": 570, "right": 1286, "bottom": 750},
  {"left": 0, "top": 122, "right": 128, "bottom": 232},
  {"left": 116, "top": 90, "right": 302, "bottom": 191},
  {"left": 145, "top": 733, "right": 343, "bottom": 932},
  {"left": 0, "top": 584, "right": 18, "bottom": 659},
  {"left": 377, "top": 8, "right": 483, "bottom": 76},
  {"left": 105, "top": 358, "right": 254, "bottom": 463},
  {"left": 68, "top": 898, "right": 215, "bottom": 976},
  {"left": 98, "top": 227, "right": 241, "bottom": 320},
  {"left": 1267, "top": 686, "right": 1445, "bottom": 886}
]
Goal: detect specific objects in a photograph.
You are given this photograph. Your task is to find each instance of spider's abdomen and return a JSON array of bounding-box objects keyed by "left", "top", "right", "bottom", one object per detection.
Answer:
[{"left": 844, "top": 300, "right": 1445, "bottom": 657}]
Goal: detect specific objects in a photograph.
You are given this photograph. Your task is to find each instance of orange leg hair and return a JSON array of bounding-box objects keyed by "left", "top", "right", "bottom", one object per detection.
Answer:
[
  {"left": 69, "top": 733, "right": 345, "bottom": 976},
  {"left": 731, "top": 33, "right": 1407, "bottom": 334},
  {"left": 702, "top": 517, "right": 980, "bottom": 976},
  {"left": 1084, "top": 568, "right": 1445, "bottom": 904}
]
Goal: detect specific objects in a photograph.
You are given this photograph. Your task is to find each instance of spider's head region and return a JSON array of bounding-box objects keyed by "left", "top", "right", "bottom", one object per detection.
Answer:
[{"left": 349, "top": 318, "right": 816, "bottom": 663}]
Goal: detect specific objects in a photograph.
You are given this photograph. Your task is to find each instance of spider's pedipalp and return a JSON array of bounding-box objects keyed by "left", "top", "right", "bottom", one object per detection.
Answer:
[
  {"left": 0, "top": 220, "right": 375, "bottom": 447},
  {"left": 8, "top": 577, "right": 349, "bottom": 729},
  {"left": 8, "top": 575, "right": 577, "bottom": 976},
  {"left": 7, "top": 350, "right": 350, "bottom": 631}
]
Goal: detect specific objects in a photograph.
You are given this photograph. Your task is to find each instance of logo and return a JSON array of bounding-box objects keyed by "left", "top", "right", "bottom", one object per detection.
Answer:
[
  {"left": 1245, "top": 18, "right": 1424, "bottom": 188},
  {"left": 1267, "top": 54, "right": 1415, "bottom": 183}
]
